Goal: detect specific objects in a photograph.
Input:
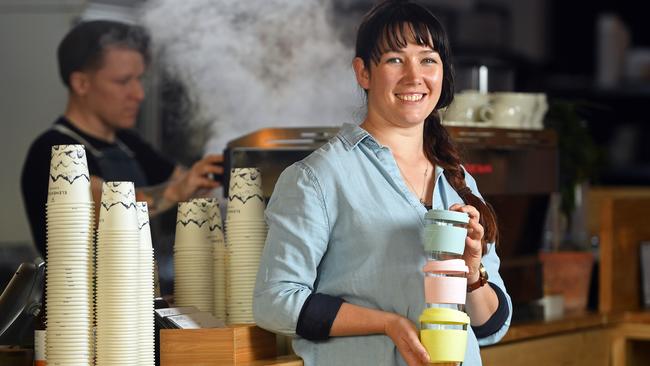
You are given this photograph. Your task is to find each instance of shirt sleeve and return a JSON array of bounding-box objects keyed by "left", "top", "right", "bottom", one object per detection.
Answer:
[
  {"left": 472, "top": 282, "right": 510, "bottom": 338},
  {"left": 253, "top": 161, "right": 332, "bottom": 336},
  {"left": 463, "top": 168, "right": 513, "bottom": 345},
  {"left": 296, "top": 293, "right": 345, "bottom": 340}
]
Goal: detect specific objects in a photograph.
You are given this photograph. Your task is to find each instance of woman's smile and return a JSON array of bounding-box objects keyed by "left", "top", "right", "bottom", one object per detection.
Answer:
[{"left": 395, "top": 93, "right": 426, "bottom": 102}]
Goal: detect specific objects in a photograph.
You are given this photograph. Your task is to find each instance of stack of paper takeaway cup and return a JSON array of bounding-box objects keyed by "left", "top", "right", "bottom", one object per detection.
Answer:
[
  {"left": 203, "top": 198, "right": 226, "bottom": 321},
  {"left": 225, "top": 168, "right": 267, "bottom": 324},
  {"left": 136, "top": 202, "right": 155, "bottom": 366},
  {"left": 174, "top": 200, "right": 213, "bottom": 313},
  {"left": 45, "top": 144, "right": 94, "bottom": 365},
  {"left": 95, "top": 182, "right": 139, "bottom": 366}
]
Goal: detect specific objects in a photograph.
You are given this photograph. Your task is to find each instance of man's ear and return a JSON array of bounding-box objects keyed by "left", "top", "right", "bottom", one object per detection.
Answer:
[
  {"left": 352, "top": 57, "right": 370, "bottom": 90},
  {"left": 69, "top": 71, "right": 90, "bottom": 96}
]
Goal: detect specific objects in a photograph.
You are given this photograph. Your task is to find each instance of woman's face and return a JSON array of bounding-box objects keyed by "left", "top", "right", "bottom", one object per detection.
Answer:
[{"left": 355, "top": 39, "right": 443, "bottom": 129}]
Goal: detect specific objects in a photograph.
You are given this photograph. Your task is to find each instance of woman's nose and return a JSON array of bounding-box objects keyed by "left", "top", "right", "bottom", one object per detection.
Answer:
[{"left": 403, "top": 61, "right": 422, "bottom": 84}]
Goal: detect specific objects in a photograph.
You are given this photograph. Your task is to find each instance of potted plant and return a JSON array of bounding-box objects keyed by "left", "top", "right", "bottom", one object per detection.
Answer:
[{"left": 539, "top": 100, "right": 603, "bottom": 312}]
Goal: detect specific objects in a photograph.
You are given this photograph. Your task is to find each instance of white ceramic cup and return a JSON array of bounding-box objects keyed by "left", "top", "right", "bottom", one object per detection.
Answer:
[
  {"left": 481, "top": 92, "right": 539, "bottom": 129},
  {"left": 529, "top": 93, "right": 549, "bottom": 129},
  {"left": 443, "top": 90, "right": 492, "bottom": 126}
]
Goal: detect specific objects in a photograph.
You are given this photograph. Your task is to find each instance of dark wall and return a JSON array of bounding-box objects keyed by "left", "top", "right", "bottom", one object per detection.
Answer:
[
  {"left": 540, "top": 1, "right": 650, "bottom": 185},
  {"left": 547, "top": 0, "right": 650, "bottom": 76}
]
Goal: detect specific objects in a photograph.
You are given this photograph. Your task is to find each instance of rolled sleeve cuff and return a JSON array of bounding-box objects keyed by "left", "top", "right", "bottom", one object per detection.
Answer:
[
  {"left": 472, "top": 282, "right": 510, "bottom": 339},
  {"left": 296, "top": 293, "right": 345, "bottom": 341}
]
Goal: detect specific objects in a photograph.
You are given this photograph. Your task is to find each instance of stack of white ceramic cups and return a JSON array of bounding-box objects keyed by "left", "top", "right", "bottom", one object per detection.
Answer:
[
  {"left": 136, "top": 202, "right": 155, "bottom": 366},
  {"left": 174, "top": 200, "right": 214, "bottom": 312},
  {"left": 95, "top": 182, "right": 140, "bottom": 366},
  {"left": 45, "top": 145, "right": 94, "bottom": 365},
  {"left": 420, "top": 209, "right": 471, "bottom": 365},
  {"left": 225, "top": 168, "right": 267, "bottom": 324}
]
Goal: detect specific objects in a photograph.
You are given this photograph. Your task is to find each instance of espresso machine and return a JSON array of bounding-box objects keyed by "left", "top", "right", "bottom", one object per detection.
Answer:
[{"left": 224, "top": 126, "right": 558, "bottom": 319}]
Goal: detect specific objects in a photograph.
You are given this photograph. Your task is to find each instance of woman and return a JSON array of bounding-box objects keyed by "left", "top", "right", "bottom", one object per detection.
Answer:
[{"left": 253, "top": 1, "right": 511, "bottom": 365}]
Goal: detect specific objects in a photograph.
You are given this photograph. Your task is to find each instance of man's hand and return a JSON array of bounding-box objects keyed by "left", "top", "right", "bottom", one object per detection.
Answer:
[{"left": 165, "top": 154, "right": 223, "bottom": 203}]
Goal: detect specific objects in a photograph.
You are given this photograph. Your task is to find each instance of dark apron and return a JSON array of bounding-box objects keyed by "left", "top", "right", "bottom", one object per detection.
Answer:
[{"left": 52, "top": 124, "right": 148, "bottom": 187}]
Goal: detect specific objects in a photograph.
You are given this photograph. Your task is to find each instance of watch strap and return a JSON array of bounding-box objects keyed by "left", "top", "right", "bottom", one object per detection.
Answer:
[{"left": 467, "top": 263, "right": 488, "bottom": 293}]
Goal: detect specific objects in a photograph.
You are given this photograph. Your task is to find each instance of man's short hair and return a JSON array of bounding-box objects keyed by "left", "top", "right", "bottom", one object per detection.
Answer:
[{"left": 57, "top": 20, "right": 151, "bottom": 89}]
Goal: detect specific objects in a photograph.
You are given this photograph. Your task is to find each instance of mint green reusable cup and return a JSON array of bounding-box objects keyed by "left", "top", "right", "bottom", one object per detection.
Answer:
[{"left": 423, "top": 210, "right": 469, "bottom": 259}]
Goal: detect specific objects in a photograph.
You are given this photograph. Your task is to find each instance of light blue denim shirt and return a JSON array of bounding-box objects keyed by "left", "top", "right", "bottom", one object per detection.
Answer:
[{"left": 253, "top": 123, "right": 512, "bottom": 366}]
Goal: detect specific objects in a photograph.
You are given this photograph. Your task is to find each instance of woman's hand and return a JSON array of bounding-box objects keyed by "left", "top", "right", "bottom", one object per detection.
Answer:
[
  {"left": 331, "top": 303, "right": 429, "bottom": 365},
  {"left": 449, "top": 203, "right": 484, "bottom": 284},
  {"left": 384, "top": 313, "right": 430, "bottom": 366}
]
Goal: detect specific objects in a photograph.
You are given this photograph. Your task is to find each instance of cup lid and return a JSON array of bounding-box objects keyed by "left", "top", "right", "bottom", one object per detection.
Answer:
[
  {"left": 424, "top": 209, "right": 469, "bottom": 224},
  {"left": 419, "top": 307, "right": 470, "bottom": 325}
]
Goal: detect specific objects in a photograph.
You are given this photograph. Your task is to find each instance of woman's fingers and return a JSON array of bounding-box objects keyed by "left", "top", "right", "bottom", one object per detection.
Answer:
[
  {"left": 450, "top": 204, "right": 483, "bottom": 241},
  {"left": 386, "top": 315, "right": 430, "bottom": 366},
  {"left": 450, "top": 203, "right": 480, "bottom": 222},
  {"left": 405, "top": 331, "right": 430, "bottom": 365}
]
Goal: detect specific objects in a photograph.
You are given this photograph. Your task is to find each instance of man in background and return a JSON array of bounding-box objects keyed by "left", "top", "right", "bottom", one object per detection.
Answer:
[{"left": 21, "top": 20, "right": 222, "bottom": 259}]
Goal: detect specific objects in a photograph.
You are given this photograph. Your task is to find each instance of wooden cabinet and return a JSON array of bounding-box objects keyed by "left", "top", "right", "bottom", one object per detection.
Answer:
[{"left": 160, "top": 325, "right": 276, "bottom": 366}]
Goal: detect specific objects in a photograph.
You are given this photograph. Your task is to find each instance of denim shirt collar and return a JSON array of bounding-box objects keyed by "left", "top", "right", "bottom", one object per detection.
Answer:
[
  {"left": 338, "top": 123, "right": 374, "bottom": 150},
  {"left": 338, "top": 122, "right": 448, "bottom": 210}
]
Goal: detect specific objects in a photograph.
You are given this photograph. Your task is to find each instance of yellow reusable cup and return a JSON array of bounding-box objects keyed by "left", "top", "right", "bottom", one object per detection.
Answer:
[{"left": 419, "top": 307, "right": 470, "bottom": 363}]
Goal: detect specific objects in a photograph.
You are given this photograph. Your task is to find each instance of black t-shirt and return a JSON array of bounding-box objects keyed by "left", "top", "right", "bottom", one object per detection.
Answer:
[{"left": 21, "top": 116, "right": 176, "bottom": 257}]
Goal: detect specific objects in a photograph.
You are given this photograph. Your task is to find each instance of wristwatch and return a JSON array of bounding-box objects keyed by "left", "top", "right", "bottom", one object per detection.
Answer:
[{"left": 467, "top": 263, "right": 488, "bottom": 293}]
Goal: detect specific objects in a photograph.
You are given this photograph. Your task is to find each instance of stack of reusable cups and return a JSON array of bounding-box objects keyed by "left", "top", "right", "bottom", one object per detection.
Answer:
[
  {"left": 136, "top": 202, "right": 155, "bottom": 366},
  {"left": 420, "top": 210, "right": 471, "bottom": 364},
  {"left": 204, "top": 198, "right": 227, "bottom": 321},
  {"left": 173, "top": 199, "right": 214, "bottom": 312},
  {"left": 95, "top": 182, "right": 140, "bottom": 366},
  {"left": 45, "top": 145, "right": 95, "bottom": 365},
  {"left": 225, "top": 168, "right": 267, "bottom": 324}
]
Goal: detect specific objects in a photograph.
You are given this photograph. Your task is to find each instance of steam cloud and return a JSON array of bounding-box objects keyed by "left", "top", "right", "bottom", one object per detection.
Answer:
[{"left": 141, "top": 0, "right": 363, "bottom": 154}]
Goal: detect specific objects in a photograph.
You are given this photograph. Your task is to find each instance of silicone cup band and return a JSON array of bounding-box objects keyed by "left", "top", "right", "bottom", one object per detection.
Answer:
[
  {"left": 420, "top": 329, "right": 468, "bottom": 363},
  {"left": 424, "top": 276, "right": 468, "bottom": 304}
]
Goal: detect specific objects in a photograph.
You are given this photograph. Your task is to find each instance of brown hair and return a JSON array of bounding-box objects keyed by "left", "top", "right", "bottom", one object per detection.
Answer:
[
  {"left": 355, "top": 0, "right": 498, "bottom": 251},
  {"left": 57, "top": 20, "right": 151, "bottom": 89}
]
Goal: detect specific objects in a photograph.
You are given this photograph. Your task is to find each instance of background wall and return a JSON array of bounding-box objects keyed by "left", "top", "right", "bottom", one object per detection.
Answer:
[{"left": 0, "top": 0, "right": 84, "bottom": 247}]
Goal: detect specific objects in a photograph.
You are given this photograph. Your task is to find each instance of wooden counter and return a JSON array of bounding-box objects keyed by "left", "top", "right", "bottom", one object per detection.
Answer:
[
  {"left": 157, "top": 311, "right": 650, "bottom": 366},
  {"left": 482, "top": 311, "right": 650, "bottom": 366},
  {"left": 500, "top": 311, "right": 608, "bottom": 343}
]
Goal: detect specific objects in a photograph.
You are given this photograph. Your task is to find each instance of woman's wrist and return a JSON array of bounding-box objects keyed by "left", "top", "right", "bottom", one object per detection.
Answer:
[
  {"left": 467, "top": 271, "right": 480, "bottom": 285},
  {"left": 382, "top": 311, "right": 401, "bottom": 335}
]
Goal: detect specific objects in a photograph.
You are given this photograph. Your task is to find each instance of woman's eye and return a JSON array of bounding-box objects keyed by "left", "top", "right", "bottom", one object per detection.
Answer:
[
  {"left": 422, "top": 57, "right": 438, "bottom": 64},
  {"left": 386, "top": 57, "right": 402, "bottom": 64}
]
